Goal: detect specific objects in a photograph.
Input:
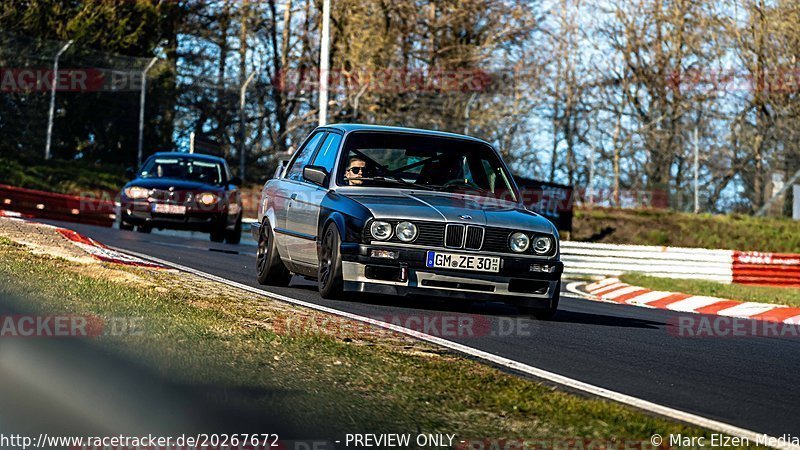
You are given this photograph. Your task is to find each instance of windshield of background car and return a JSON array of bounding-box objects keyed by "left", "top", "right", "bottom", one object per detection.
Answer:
[
  {"left": 139, "top": 157, "right": 224, "bottom": 185},
  {"left": 337, "top": 132, "right": 518, "bottom": 202}
]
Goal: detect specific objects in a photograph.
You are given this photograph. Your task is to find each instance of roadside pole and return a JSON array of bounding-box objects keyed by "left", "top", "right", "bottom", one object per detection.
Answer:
[
  {"left": 239, "top": 71, "right": 257, "bottom": 181},
  {"left": 45, "top": 40, "right": 73, "bottom": 160},
  {"left": 138, "top": 57, "right": 158, "bottom": 168},
  {"left": 694, "top": 128, "right": 699, "bottom": 214},
  {"left": 318, "top": 0, "right": 331, "bottom": 126}
]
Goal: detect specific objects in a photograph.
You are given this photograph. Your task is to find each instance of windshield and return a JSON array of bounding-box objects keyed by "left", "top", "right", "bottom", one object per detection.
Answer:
[
  {"left": 337, "top": 132, "right": 518, "bottom": 202},
  {"left": 139, "top": 157, "right": 224, "bottom": 185}
]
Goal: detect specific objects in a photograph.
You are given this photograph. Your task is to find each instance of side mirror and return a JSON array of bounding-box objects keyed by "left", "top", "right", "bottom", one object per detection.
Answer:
[
  {"left": 125, "top": 167, "right": 136, "bottom": 179},
  {"left": 303, "top": 165, "right": 329, "bottom": 187},
  {"left": 274, "top": 160, "right": 289, "bottom": 179},
  {"left": 229, "top": 176, "right": 242, "bottom": 187}
]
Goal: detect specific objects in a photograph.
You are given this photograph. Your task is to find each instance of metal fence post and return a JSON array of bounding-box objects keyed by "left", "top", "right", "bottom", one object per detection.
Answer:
[
  {"left": 45, "top": 40, "right": 73, "bottom": 160},
  {"left": 138, "top": 57, "right": 158, "bottom": 168},
  {"left": 239, "top": 71, "right": 257, "bottom": 180}
]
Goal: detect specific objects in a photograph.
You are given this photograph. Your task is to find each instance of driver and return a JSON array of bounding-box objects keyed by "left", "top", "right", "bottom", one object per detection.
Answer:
[{"left": 344, "top": 156, "right": 367, "bottom": 185}]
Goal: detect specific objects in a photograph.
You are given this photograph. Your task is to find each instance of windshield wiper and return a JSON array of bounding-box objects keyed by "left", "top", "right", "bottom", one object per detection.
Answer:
[{"left": 357, "top": 176, "right": 438, "bottom": 191}]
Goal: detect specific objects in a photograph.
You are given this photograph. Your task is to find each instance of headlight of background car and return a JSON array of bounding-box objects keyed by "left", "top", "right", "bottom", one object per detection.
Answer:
[
  {"left": 123, "top": 186, "right": 149, "bottom": 199},
  {"left": 395, "top": 221, "right": 417, "bottom": 242},
  {"left": 370, "top": 221, "right": 392, "bottom": 240},
  {"left": 509, "top": 232, "right": 530, "bottom": 253},
  {"left": 533, "top": 236, "right": 553, "bottom": 254},
  {"left": 198, "top": 192, "right": 219, "bottom": 206}
]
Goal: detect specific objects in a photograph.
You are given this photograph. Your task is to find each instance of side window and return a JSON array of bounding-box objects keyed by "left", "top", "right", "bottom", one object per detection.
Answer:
[
  {"left": 285, "top": 132, "right": 325, "bottom": 181},
  {"left": 311, "top": 133, "right": 342, "bottom": 172}
]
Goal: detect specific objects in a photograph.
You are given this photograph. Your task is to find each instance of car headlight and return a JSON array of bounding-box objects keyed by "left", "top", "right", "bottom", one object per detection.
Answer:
[
  {"left": 123, "top": 186, "right": 149, "bottom": 199},
  {"left": 395, "top": 221, "right": 417, "bottom": 242},
  {"left": 370, "top": 221, "right": 392, "bottom": 240},
  {"left": 509, "top": 232, "right": 530, "bottom": 253},
  {"left": 198, "top": 192, "right": 218, "bottom": 206},
  {"left": 533, "top": 236, "right": 553, "bottom": 254}
]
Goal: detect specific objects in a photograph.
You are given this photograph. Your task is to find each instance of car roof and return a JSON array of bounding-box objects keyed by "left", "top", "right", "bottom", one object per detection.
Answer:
[
  {"left": 321, "top": 123, "right": 491, "bottom": 145},
  {"left": 149, "top": 152, "right": 227, "bottom": 164}
]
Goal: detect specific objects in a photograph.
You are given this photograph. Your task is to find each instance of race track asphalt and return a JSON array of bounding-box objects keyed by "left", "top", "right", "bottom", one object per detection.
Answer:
[{"left": 40, "top": 220, "right": 800, "bottom": 439}]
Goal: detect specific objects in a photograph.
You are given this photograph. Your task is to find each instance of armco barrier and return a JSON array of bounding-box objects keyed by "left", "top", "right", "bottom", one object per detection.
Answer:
[
  {"left": 732, "top": 251, "right": 800, "bottom": 288},
  {"left": 562, "top": 241, "right": 800, "bottom": 287},
  {"left": 561, "top": 241, "right": 734, "bottom": 284},
  {"left": 0, "top": 184, "right": 116, "bottom": 227}
]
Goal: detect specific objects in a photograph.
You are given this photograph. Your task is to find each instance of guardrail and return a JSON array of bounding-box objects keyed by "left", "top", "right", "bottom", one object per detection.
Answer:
[
  {"left": 732, "top": 251, "right": 800, "bottom": 288},
  {"left": 562, "top": 241, "right": 800, "bottom": 288},
  {"left": 0, "top": 184, "right": 116, "bottom": 227},
  {"left": 561, "top": 241, "right": 734, "bottom": 283}
]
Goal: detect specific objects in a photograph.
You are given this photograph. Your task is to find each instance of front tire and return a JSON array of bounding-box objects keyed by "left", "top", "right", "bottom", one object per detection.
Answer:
[
  {"left": 518, "top": 281, "right": 560, "bottom": 320},
  {"left": 318, "top": 223, "right": 344, "bottom": 299},
  {"left": 136, "top": 225, "right": 152, "bottom": 234},
  {"left": 210, "top": 224, "right": 225, "bottom": 242},
  {"left": 225, "top": 214, "right": 242, "bottom": 244},
  {"left": 256, "top": 221, "right": 291, "bottom": 286}
]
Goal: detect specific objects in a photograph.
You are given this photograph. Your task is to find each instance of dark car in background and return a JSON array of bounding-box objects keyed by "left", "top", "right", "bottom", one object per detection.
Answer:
[
  {"left": 120, "top": 152, "right": 243, "bottom": 244},
  {"left": 252, "top": 124, "right": 563, "bottom": 318}
]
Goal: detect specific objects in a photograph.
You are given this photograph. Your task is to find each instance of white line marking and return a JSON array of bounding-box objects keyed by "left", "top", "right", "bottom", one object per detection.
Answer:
[
  {"left": 600, "top": 286, "right": 644, "bottom": 300},
  {"left": 624, "top": 291, "right": 674, "bottom": 307},
  {"left": 585, "top": 277, "right": 620, "bottom": 291},
  {"left": 717, "top": 302, "right": 785, "bottom": 319},
  {"left": 112, "top": 247, "right": 798, "bottom": 450},
  {"left": 590, "top": 282, "right": 628, "bottom": 294},
  {"left": 665, "top": 296, "right": 728, "bottom": 313}
]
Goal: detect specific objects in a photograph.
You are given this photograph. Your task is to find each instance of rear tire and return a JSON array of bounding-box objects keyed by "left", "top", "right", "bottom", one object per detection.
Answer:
[
  {"left": 318, "top": 223, "right": 344, "bottom": 299},
  {"left": 518, "top": 281, "right": 560, "bottom": 320},
  {"left": 256, "top": 221, "right": 291, "bottom": 286},
  {"left": 225, "top": 214, "right": 242, "bottom": 244},
  {"left": 120, "top": 221, "right": 134, "bottom": 231}
]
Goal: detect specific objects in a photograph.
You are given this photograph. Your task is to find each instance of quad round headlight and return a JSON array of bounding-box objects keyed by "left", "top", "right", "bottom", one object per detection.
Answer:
[
  {"left": 123, "top": 186, "right": 149, "bottom": 199},
  {"left": 370, "top": 221, "right": 393, "bottom": 240},
  {"left": 509, "top": 232, "right": 530, "bottom": 253},
  {"left": 533, "top": 236, "right": 553, "bottom": 254},
  {"left": 198, "top": 192, "right": 218, "bottom": 206},
  {"left": 395, "top": 221, "right": 417, "bottom": 242}
]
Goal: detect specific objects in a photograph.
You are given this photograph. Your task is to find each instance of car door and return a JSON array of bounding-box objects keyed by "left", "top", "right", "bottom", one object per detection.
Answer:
[
  {"left": 274, "top": 131, "right": 325, "bottom": 260},
  {"left": 285, "top": 131, "right": 343, "bottom": 266}
]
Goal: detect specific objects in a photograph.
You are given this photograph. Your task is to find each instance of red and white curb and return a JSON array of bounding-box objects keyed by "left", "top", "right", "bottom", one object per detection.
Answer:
[
  {"left": 1, "top": 213, "right": 165, "bottom": 269},
  {"left": 580, "top": 278, "right": 800, "bottom": 324},
  {"left": 53, "top": 228, "right": 165, "bottom": 268}
]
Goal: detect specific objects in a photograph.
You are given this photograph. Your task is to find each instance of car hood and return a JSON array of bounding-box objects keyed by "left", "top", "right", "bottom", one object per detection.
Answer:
[
  {"left": 125, "top": 178, "right": 222, "bottom": 192},
  {"left": 340, "top": 190, "right": 555, "bottom": 234}
]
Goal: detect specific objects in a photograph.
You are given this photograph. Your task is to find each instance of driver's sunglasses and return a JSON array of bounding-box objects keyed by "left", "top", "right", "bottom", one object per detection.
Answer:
[{"left": 347, "top": 166, "right": 364, "bottom": 175}]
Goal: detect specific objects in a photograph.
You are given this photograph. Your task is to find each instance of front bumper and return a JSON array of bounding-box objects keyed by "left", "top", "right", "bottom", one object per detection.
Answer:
[
  {"left": 340, "top": 243, "right": 562, "bottom": 303},
  {"left": 121, "top": 200, "right": 231, "bottom": 232}
]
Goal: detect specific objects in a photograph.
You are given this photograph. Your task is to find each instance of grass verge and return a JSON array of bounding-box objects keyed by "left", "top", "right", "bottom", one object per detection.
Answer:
[
  {"left": 0, "top": 237, "right": 757, "bottom": 447},
  {"left": 620, "top": 273, "right": 800, "bottom": 308}
]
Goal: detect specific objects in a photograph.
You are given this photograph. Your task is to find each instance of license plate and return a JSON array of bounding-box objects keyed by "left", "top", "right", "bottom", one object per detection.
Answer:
[
  {"left": 152, "top": 203, "right": 186, "bottom": 215},
  {"left": 426, "top": 251, "right": 500, "bottom": 273}
]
